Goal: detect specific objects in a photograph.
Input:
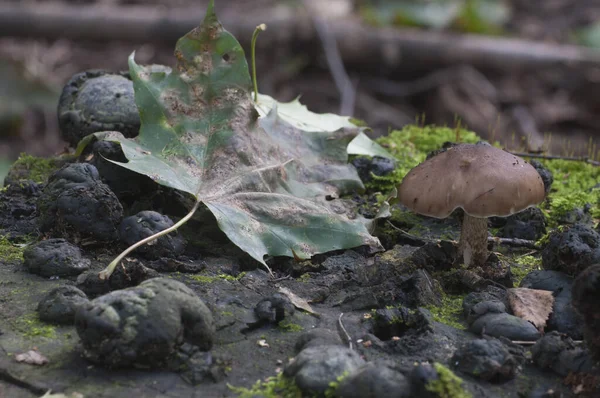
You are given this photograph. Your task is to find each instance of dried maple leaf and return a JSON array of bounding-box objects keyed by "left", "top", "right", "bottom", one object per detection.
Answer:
[
  {"left": 507, "top": 287, "right": 554, "bottom": 332},
  {"left": 77, "top": 0, "right": 383, "bottom": 279}
]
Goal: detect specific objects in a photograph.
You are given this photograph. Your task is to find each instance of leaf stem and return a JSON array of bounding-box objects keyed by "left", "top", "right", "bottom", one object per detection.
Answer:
[
  {"left": 98, "top": 199, "right": 202, "bottom": 280},
  {"left": 251, "top": 23, "right": 267, "bottom": 102}
]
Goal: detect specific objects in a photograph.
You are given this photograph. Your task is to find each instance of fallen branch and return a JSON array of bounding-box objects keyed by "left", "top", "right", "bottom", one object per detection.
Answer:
[
  {"left": 510, "top": 152, "right": 600, "bottom": 166},
  {"left": 2, "top": 3, "right": 600, "bottom": 73}
]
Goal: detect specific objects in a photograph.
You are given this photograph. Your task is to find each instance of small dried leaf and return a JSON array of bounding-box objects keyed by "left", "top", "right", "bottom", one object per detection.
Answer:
[
  {"left": 507, "top": 287, "right": 554, "bottom": 331},
  {"left": 278, "top": 287, "right": 318, "bottom": 316},
  {"left": 15, "top": 350, "right": 48, "bottom": 365},
  {"left": 257, "top": 339, "right": 269, "bottom": 348}
]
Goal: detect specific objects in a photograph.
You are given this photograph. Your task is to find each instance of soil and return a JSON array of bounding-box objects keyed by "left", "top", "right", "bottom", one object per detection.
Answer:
[
  {"left": 2, "top": 1, "right": 600, "bottom": 397},
  {"left": 0, "top": 151, "right": 597, "bottom": 397}
]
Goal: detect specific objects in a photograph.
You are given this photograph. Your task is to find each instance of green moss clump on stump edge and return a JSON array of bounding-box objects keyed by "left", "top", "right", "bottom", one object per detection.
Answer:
[{"left": 4, "top": 153, "right": 66, "bottom": 185}]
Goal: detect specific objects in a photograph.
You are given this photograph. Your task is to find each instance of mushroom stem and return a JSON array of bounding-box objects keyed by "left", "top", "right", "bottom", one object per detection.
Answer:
[{"left": 458, "top": 213, "right": 489, "bottom": 267}]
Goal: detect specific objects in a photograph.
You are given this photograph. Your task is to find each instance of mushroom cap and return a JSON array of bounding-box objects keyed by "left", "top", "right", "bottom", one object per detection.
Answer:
[{"left": 398, "top": 144, "right": 546, "bottom": 218}]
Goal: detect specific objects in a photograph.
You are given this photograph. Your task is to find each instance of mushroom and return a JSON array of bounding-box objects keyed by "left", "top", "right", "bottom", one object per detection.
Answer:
[{"left": 397, "top": 143, "right": 546, "bottom": 268}]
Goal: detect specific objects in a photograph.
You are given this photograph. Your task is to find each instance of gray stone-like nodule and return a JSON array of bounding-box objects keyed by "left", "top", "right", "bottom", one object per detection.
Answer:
[
  {"left": 37, "top": 163, "right": 123, "bottom": 241},
  {"left": 37, "top": 285, "right": 89, "bottom": 324},
  {"left": 58, "top": 70, "right": 140, "bottom": 147},
  {"left": 451, "top": 339, "right": 518, "bottom": 382},
  {"left": 75, "top": 278, "right": 215, "bottom": 368},
  {"left": 336, "top": 362, "right": 412, "bottom": 398},
  {"left": 119, "top": 211, "right": 186, "bottom": 260},
  {"left": 541, "top": 223, "right": 600, "bottom": 276},
  {"left": 284, "top": 345, "right": 364, "bottom": 394},
  {"left": 24, "top": 238, "right": 90, "bottom": 277}
]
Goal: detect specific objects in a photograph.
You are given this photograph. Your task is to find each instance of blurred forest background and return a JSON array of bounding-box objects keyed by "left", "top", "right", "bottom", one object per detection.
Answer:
[{"left": 2, "top": 0, "right": 600, "bottom": 181}]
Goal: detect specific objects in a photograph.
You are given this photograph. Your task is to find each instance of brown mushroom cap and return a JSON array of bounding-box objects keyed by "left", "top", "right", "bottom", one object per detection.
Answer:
[{"left": 398, "top": 144, "right": 546, "bottom": 218}]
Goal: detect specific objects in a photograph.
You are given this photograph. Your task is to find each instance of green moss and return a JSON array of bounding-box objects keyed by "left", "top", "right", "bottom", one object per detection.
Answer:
[
  {"left": 349, "top": 118, "right": 368, "bottom": 127},
  {"left": 382, "top": 125, "right": 482, "bottom": 154},
  {"left": 324, "top": 371, "right": 350, "bottom": 398},
  {"left": 278, "top": 320, "right": 304, "bottom": 333},
  {"left": 367, "top": 125, "right": 481, "bottom": 193},
  {"left": 0, "top": 235, "right": 24, "bottom": 262},
  {"left": 218, "top": 272, "right": 247, "bottom": 282},
  {"left": 189, "top": 272, "right": 246, "bottom": 283},
  {"left": 228, "top": 373, "right": 302, "bottom": 398},
  {"left": 9, "top": 153, "right": 61, "bottom": 184},
  {"left": 531, "top": 158, "right": 600, "bottom": 224},
  {"left": 548, "top": 191, "right": 599, "bottom": 220},
  {"left": 425, "top": 294, "right": 466, "bottom": 330},
  {"left": 298, "top": 273, "right": 311, "bottom": 283},
  {"left": 511, "top": 255, "right": 542, "bottom": 286},
  {"left": 389, "top": 208, "right": 422, "bottom": 228},
  {"left": 426, "top": 362, "right": 472, "bottom": 398},
  {"left": 11, "top": 313, "right": 56, "bottom": 339},
  {"left": 189, "top": 274, "right": 218, "bottom": 283},
  {"left": 535, "top": 231, "right": 552, "bottom": 247}
]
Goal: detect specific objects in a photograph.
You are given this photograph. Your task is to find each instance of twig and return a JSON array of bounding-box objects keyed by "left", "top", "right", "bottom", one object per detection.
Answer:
[
  {"left": 387, "top": 221, "right": 540, "bottom": 250},
  {"left": 489, "top": 237, "right": 539, "bottom": 250},
  {"left": 386, "top": 220, "right": 433, "bottom": 246},
  {"left": 302, "top": 1, "right": 355, "bottom": 116},
  {"left": 337, "top": 313, "right": 353, "bottom": 351},
  {"left": 520, "top": 249, "right": 539, "bottom": 257},
  {"left": 511, "top": 340, "right": 583, "bottom": 345},
  {"left": 510, "top": 152, "right": 600, "bottom": 166}
]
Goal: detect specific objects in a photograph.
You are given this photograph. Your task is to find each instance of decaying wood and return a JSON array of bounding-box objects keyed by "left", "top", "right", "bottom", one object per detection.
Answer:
[{"left": 2, "top": 3, "right": 600, "bottom": 73}]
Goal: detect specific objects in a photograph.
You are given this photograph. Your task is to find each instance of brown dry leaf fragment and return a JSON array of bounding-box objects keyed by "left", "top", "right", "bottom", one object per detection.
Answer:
[
  {"left": 15, "top": 349, "right": 49, "bottom": 365},
  {"left": 507, "top": 287, "right": 554, "bottom": 331},
  {"left": 278, "top": 287, "right": 319, "bottom": 316}
]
